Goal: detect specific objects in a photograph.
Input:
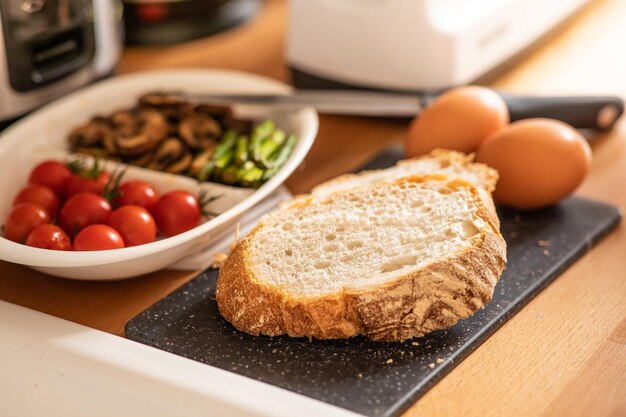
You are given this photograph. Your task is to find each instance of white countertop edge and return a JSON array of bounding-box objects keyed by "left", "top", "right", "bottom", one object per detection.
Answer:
[{"left": 0, "top": 300, "right": 363, "bottom": 417}]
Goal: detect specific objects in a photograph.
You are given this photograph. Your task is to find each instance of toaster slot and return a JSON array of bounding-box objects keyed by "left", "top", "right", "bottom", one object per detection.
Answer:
[
  {"left": 33, "top": 37, "right": 80, "bottom": 67},
  {"left": 29, "top": 25, "right": 89, "bottom": 84},
  {"left": 0, "top": 0, "right": 96, "bottom": 92}
]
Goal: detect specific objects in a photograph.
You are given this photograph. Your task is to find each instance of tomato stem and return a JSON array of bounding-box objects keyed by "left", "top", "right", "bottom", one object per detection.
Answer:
[
  {"left": 197, "top": 189, "right": 222, "bottom": 219},
  {"left": 66, "top": 156, "right": 105, "bottom": 179},
  {"left": 102, "top": 168, "right": 127, "bottom": 203}
]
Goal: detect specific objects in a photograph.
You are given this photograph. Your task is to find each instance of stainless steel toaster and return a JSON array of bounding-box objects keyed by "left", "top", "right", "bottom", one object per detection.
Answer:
[{"left": 0, "top": 0, "right": 123, "bottom": 123}]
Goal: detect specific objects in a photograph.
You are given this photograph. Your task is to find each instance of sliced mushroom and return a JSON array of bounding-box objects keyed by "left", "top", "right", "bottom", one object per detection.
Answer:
[
  {"left": 69, "top": 119, "right": 115, "bottom": 154},
  {"left": 111, "top": 109, "right": 168, "bottom": 139},
  {"left": 116, "top": 134, "right": 158, "bottom": 157},
  {"left": 178, "top": 115, "right": 222, "bottom": 149},
  {"left": 139, "top": 92, "right": 186, "bottom": 108},
  {"left": 140, "top": 109, "right": 169, "bottom": 141},
  {"left": 189, "top": 147, "right": 216, "bottom": 177},
  {"left": 126, "top": 153, "right": 154, "bottom": 168},
  {"left": 165, "top": 152, "right": 192, "bottom": 174},
  {"left": 194, "top": 103, "right": 233, "bottom": 122},
  {"left": 139, "top": 92, "right": 193, "bottom": 124},
  {"left": 113, "top": 110, "right": 168, "bottom": 156},
  {"left": 110, "top": 110, "right": 137, "bottom": 136},
  {"left": 148, "top": 138, "right": 186, "bottom": 170},
  {"left": 198, "top": 137, "right": 218, "bottom": 150}
]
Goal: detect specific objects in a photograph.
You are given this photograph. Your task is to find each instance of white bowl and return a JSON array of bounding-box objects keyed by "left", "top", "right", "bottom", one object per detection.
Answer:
[{"left": 0, "top": 69, "right": 318, "bottom": 280}]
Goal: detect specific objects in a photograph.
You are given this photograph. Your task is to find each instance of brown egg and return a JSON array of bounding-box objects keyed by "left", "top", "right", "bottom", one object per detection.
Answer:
[
  {"left": 406, "top": 86, "right": 509, "bottom": 157},
  {"left": 476, "top": 119, "right": 592, "bottom": 209}
]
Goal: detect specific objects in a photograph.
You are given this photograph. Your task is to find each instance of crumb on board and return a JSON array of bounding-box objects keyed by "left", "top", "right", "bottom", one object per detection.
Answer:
[
  {"left": 543, "top": 249, "right": 550, "bottom": 256},
  {"left": 428, "top": 363, "right": 435, "bottom": 369},
  {"left": 210, "top": 252, "right": 228, "bottom": 269},
  {"left": 411, "top": 341, "right": 419, "bottom": 346},
  {"left": 386, "top": 358, "right": 393, "bottom": 364},
  {"left": 538, "top": 240, "right": 551, "bottom": 247},
  {"left": 436, "top": 358, "right": 444, "bottom": 364},
  {"left": 357, "top": 373, "right": 363, "bottom": 378}
]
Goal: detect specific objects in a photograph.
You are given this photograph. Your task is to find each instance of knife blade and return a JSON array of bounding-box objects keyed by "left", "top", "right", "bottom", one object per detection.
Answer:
[
  {"left": 188, "top": 90, "right": 624, "bottom": 130},
  {"left": 190, "top": 90, "right": 424, "bottom": 117}
]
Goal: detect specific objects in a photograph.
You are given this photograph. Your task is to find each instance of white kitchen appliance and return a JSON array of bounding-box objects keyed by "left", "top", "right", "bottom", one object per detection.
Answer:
[
  {"left": 0, "top": 0, "right": 123, "bottom": 124},
  {"left": 287, "top": 0, "right": 590, "bottom": 91}
]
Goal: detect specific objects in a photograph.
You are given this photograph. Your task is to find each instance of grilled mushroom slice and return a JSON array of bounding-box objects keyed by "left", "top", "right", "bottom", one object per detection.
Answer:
[
  {"left": 189, "top": 146, "right": 216, "bottom": 177},
  {"left": 165, "top": 152, "right": 193, "bottom": 174},
  {"left": 113, "top": 110, "right": 168, "bottom": 156},
  {"left": 69, "top": 118, "right": 116, "bottom": 154},
  {"left": 139, "top": 92, "right": 186, "bottom": 108},
  {"left": 148, "top": 138, "right": 186, "bottom": 170},
  {"left": 178, "top": 115, "right": 222, "bottom": 149},
  {"left": 116, "top": 133, "right": 157, "bottom": 157},
  {"left": 126, "top": 153, "right": 154, "bottom": 168},
  {"left": 147, "top": 138, "right": 193, "bottom": 174},
  {"left": 139, "top": 92, "right": 193, "bottom": 124},
  {"left": 194, "top": 103, "right": 233, "bottom": 122},
  {"left": 110, "top": 110, "right": 137, "bottom": 137},
  {"left": 140, "top": 110, "right": 169, "bottom": 140}
]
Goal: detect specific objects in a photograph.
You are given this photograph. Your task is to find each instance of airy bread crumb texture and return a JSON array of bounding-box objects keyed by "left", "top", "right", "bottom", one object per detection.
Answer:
[{"left": 252, "top": 176, "right": 483, "bottom": 298}]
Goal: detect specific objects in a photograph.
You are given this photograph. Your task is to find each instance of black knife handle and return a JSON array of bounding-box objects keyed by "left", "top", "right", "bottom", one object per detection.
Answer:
[{"left": 499, "top": 94, "right": 624, "bottom": 130}]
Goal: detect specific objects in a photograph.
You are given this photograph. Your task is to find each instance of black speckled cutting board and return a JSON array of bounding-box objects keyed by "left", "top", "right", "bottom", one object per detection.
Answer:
[{"left": 126, "top": 147, "right": 622, "bottom": 417}]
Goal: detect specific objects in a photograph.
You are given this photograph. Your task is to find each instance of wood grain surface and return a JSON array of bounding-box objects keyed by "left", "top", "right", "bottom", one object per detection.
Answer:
[{"left": 1, "top": 0, "right": 625, "bottom": 416}]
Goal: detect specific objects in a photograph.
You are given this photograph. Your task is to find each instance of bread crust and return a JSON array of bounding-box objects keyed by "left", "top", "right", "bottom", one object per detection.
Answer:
[{"left": 216, "top": 176, "right": 507, "bottom": 342}]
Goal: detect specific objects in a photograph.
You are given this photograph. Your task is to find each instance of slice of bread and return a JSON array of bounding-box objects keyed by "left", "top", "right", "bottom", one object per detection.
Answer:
[
  {"left": 216, "top": 175, "right": 507, "bottom": 342},
  {"left": 312, "top": 149, "right": 499, "bottom": 197},
  {"left": 283, "top": 149, "right": 499, "bottom": 220}
]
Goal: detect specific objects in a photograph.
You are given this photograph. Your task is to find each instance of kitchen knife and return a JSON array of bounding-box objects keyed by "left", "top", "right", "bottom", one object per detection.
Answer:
[{"left": 189, "top": 90, "right": 624, "bottom": 131}]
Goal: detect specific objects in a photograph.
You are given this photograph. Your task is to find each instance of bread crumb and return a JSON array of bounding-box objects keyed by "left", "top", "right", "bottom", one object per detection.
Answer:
[
  {"left": 210, "top": 252, "right": 228, "bottom": 269},
  {"left": 411, "top": 341, "right": 419, "bottom": 346},
  {"left": 428, "top": 363, "right": 435, "bottom": 369},
  {"left": 543, "top": 249, "right": 550, "bottom": 256},
  {"left": 357, "top": 373, "right": 363, "bottom": 378},
  {"left": 436, "top": 358, "right": 444, "bottom": 364},
  {"left": 538, "top": 240, "right": 551, "bottom": 247},
  {"left": 386, "top": 358, "right": 393, "bottom": 364}
]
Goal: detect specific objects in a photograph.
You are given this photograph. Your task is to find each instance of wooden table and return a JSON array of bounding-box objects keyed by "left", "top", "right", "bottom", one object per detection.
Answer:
[{"left": 2, "top": 0, "right": 625, "bottom": 416}]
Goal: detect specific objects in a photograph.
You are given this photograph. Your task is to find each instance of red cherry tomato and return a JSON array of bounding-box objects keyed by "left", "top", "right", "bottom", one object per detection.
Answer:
[
  {"left": 13, "top": 184, "right": 60, "bottom": 217},
  {"left": 4, "top": 204, "right": 50, "bottom": 243},
  {"left": 26, "top": 224, "right": 71, "bottom": 250},
  {"left": 65, "top": 171, "right": 111, "bottom": 198},
  {"left": 59, "top": 192, "right": 112, "bottom": 236},
  {"left": 28, "top": 160, "right": 72, "bottom": 196},
  {"left": 152, "top": 190, "right": 201, "bottom": 237},
  {"left": 114, "top": 180, "right": 159, "bottom": 211},
  {"left": 106, "top": 205, "right": 156, "bottom": 246},
  {"left": 73, "top": 224, "right": 125, "bottom": 251}
]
